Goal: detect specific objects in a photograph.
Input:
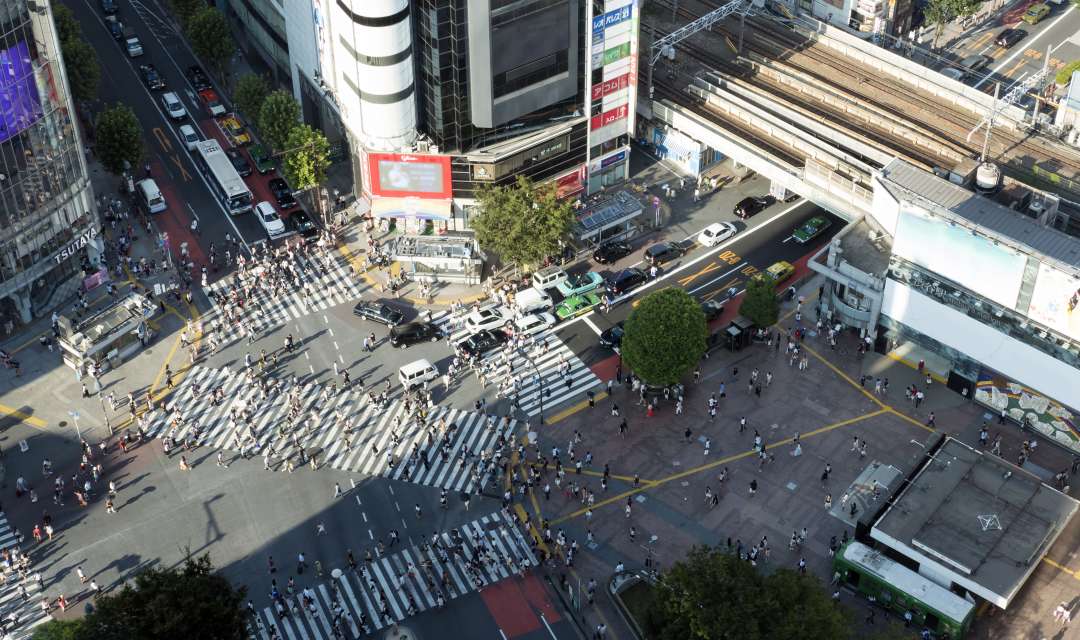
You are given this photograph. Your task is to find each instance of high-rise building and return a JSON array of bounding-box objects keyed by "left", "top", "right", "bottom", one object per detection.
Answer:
[{"left": 0, "top": 0, "right": 100, "bottom": 329}]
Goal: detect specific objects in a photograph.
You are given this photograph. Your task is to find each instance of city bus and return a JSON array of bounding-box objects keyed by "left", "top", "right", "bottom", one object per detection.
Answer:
[
  {"left": 834, "top": 541, "right": 975, "bottom": 638},
  {"left": 191, "top": 139, "right": 252, "bottom": 215}
]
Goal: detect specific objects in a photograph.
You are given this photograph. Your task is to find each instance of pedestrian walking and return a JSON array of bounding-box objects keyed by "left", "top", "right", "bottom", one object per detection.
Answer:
[{"left": 334, "top": 482, "right": 343, "bottom": 498}]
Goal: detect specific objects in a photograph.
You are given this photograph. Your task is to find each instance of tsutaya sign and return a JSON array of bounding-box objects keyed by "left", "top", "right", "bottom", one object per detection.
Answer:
[{"left": 54, "top": 226, "right": 98, "bottom": 265}]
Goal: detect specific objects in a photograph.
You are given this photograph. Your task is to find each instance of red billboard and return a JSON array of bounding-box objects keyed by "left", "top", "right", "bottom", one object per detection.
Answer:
[
  {"left": 367, "top": 152, "right": 452, "bottom": 199},
  {"left": 556, "top": 165, "right": 587, "bottom": 198},
  {"left": 590, "top": 104, "right": 629, "bottom": 130},
  {"left": 591, "top": 73, "right": 631, "bottom": 101}
]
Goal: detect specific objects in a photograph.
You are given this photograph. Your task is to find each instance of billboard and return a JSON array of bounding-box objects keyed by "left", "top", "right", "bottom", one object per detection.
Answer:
[
  {"left": 0, "top": 41, "right": 43, "bottom": 144},
  {"left": 590, "top": 104, "right": 628, "bottom": 130},
  {"left": 891, "top": 205, "right": 1026, "bottom": 309},
  {"left": 1026, "top": 263, "right": 1080, "bottom": 341},
  {"left": 592, "top": 73, "right": 631, "bottom": 101},
  {"left": 367, "top": 153, "right": 452, "bottom": 199}
]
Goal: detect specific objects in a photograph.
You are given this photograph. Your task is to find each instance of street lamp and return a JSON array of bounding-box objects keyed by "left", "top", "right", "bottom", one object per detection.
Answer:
[
  {"left": 68, "top": 410, "right": 82, "bottom": 442},
  {"left": 516, "top": 348, "right": 544, "bottom": 425}
]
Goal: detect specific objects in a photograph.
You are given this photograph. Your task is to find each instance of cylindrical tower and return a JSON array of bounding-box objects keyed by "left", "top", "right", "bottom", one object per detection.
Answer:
[{"left": 331, "top": 0, "right": 417, "bottom": 151}]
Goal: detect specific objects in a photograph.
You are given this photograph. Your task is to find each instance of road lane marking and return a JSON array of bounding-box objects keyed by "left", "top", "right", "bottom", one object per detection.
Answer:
[
  {"left": 169, "top": 154, "right": 192, "bottom": 181},
  {"left": 0, "top": 405, "right": 47, "bottom": 428},
  {"left": 677, "top": 261, "right": 723, "bottom": 287},
  {"left": 582, "top": 315, "right": 603, "bottom": 336},
  {"left": 152, "top": 127, "right": 172, "bottom": 151},
  {"left": 687, "top": 262, "right": 747, "bottom": 295},
  {"left": 976, "top": 4, "right": 1076, "bottom": 89}
]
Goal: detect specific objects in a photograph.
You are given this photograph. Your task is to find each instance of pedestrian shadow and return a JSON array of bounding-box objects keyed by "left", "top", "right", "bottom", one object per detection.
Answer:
[
  {"left": 116, "top": 471, "right": 151, "bottom": 492},
  {"left": 99, "top": 376, "right": 127, "bottom": 393},
  {"left": 121, "top": 484, "right": 155, "bottom": 509}
]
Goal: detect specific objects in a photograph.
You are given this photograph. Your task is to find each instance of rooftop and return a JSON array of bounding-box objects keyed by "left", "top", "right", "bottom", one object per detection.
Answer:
[
  {"left": 871, "top": 437, "right": 1078, "bottom": 608},
  {"left": 878, "top": 159, "right": 1080, "bottom": 273}
]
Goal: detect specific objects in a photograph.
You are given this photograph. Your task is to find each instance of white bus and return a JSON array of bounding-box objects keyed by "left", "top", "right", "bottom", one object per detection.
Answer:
[{"left": 192, "top": 139, "right": 252, "bottom": 215}]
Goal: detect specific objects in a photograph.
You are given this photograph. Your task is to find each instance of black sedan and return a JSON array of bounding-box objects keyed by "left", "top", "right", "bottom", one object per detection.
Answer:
[
  {"left": 608, "top": 267, "right": 648, "bottom": 296},
  {"left": 292, "top": 210, "right": 319, "bottom": 242},
  {"left": 458, "top": 329, "right": 509, "bottom": 358},
  {"left": 225, "top": 148, "right": 252, "bottom": 177},
  {"left": 352, "top": 300, "right": 405, "bottom": 326},
  {"left": 390, "top": 321, "right": 442, "bottom": 347},
  {"left": 139, "top": 64, "right": 165, "bottom": 90},
  {"left": 269, "top": 178, "right": 298, "bottom": 209},
  {"left": 187, "top": 65, "right": 211, "bottom": 91},
  {"left": 599, "top": 322, "right": 624, "bottom": 349},
  {"left": 593, "top": 240, "right": 633, "bottom": 264},
  {"left": 100, "top": 0, "right": 118, "bottom": 14},
  {"left": 996, "top": 28, "right": 1025, "bottom": 48},
  {"left": 701, "top": 299, "right": 725, "bottom": 321},
  {"left": 733, "top": 195, "right": 775, "bottom": 219}
]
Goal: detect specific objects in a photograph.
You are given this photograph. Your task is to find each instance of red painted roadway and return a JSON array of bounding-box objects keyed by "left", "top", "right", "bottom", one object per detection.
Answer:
[
  {"left": 588, "top": 249, "right": 818, "bottom": 382},
  {"left": 479, "top": 573, "right": 562, "bottom": 637}
]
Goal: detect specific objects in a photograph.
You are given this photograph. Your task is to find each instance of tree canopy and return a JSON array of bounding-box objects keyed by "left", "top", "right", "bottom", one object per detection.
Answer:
[
  {"left": 51, "top": 4, "right": 82, "bottom": 45},
  {"left": 186, "top": 8, "right": 234, "bottom": 73},
  {"left": 53, "top": 4, "right": 100, "bottom": 104},
  {"left": 95, "top": 104, "right": 144, "bottom": 175},
  {"left": 168, "top": 0, "right": 206, "bottom": 29},
  {"left": 645, "top": 546, "right": 851, "bottom": 640},
  {"left": 924, "top": 0, "right": 980, "bottom": 48},
  {"left": 1056, "top": 60, "right": 1080, "bottom": 86},
  {"left": 471, "top": 175, "right": 574, "bottom": 270},
  {"left": 258, "top": 90, "right": 302, "bottom": 153},
  {"left": 740, "top": 274, "right": 779, "bottom": 329},
  {"left": 233, "top": 73, "right": 270, "bottom": 121},
  {"left": 38, "top": 554, "right": 249, "bottom": 640},
  {"left": 621, "top": 287, "right": 706, "bottom": 386},
  {"left": 281, "top": 124, "right": 331, "bottom": 192}
]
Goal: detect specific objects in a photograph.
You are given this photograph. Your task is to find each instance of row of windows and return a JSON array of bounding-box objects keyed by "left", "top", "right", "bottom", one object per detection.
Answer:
[{"left": 493, "top": 50, "right": 569, "bottom": 99}]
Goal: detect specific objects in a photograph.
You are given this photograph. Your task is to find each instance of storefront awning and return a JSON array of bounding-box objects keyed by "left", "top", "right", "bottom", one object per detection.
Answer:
[{"left": 371, "top": 197, "right": 452, "bottom": 220}]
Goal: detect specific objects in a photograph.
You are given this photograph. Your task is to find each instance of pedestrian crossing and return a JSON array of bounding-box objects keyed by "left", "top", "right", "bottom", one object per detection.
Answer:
[
  {"left": 206, "top": 250, "right": 362, "bottom": 341},
  {"left": 0, "top": 513, "right": 51, "bottom": 638},
  {"left": 249, "top": 510, "right": 538, "bottom": 640},
  {"left": 143, "top": 365, "right": 514, "bottom": 493}
]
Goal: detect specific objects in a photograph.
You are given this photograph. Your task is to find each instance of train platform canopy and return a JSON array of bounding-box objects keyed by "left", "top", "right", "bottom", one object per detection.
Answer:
[{"left": 870, "top": 436, "right": 1078, "bottom": 609}]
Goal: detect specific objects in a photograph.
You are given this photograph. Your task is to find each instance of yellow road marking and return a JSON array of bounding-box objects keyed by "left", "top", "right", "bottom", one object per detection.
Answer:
[
  {"left": 546, "top": 390, "right": 607, "bottom": 424},
  {"left": 0, "top": 404, "right": 46, "bottom": 428},
  {"left": 969, "top": 32, "right": 995, "bottom": 50},
  {"left": 799, "top": 342, "right": 885, "bottom": 409},
  {"left": 677, "top": 261, "right": 722, "bottom": 287},
  {"left": 1043, "top": 557, "right": 1080, "bottom": 580}
]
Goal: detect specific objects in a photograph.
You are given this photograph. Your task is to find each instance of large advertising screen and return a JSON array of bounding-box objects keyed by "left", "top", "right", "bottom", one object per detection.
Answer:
[
  {"left": 891, "top": 205, "right": 1027, "bottom": 309},
  {"left": 367, "top": 153, "right": 452, "bottom": 200},
  {"left": 1026, "top": 263, "right": 1080, "bottom": 341},
  {"left": 0, "top": 41, "right": 43, "bottom": 144}
]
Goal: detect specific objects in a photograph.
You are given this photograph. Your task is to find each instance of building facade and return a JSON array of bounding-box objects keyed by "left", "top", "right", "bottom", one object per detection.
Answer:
[{"left": 0, "top": 0, "right": 100, "bottom": 329}]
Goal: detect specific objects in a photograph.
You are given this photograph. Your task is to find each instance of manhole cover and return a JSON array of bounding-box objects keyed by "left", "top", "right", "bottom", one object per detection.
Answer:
[
  {"left": 786, "top": 481, "right": 798, "bottom": 492},
  {"left": 58, "top": 421, "right": 67, "bottom": 427}
]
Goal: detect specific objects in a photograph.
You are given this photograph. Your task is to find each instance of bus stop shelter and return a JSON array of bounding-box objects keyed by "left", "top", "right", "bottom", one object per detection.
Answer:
[
  {"left": 56, "top": 292, "right": 159, "bottom": 375},
  {"left": 572, "top": 190, "right": 643, "bottom": 245}
]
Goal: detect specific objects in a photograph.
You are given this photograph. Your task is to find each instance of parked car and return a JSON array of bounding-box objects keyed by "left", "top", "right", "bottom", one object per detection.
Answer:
[
  {"left": 186, "top": 65, "right": 211, "bottom": 91},
  {"left": 139, "top": 64, "right": 164, "bottom": 90},
  {"left": 733, "top": 195, "right": 775, "bottom": 219},
  {"left": 254, "top": 201, "right": 286, "bottom": 237},
  {"left": 198, "top": 88, "right": 226, "bottom": 117},
  {"left": 644, "top": 242, "right": 686, "bottom": 266},
  {"left": 105, "top": 16, "right": 123, "bottom": 40},
  {"left": 512, "top": 312, "right": 556, "bottom": 336},
  {"left": 555, "top": 292, "right": 602, "bottom": 321},
  {"left": 250, "top": 144, "right": 276, "bottom": 174},
  {"left": 178, "top": 124, "right": 199, "bottom": 152},
  {"left": 1021, "top": 3, "right": 1049, "bottom": 24},
  {"left": 268, "top": 179, "right": 296, "bottom": 210},
  {"left": 599, "top": 322, "right": 624, "bottom": 349},
  {"left": 220, "top": 115, "right": 251, "bottom": 146},
  {"left": 458, "top": 329, "right": 509, "bottom": 358},
  {"left": 352, "top": 300, "right": 406, "bottom": 326},
  {"left": 100, "top": 0, "right": 118, "bottom": 14},
  {"left": 292, "top": 210, "right": 319, "bottom": 242},
  {"left": 592, "top": 240, "right": 633, "bottom": 264},
  {"left": 792, "top": 215, "right": 833, "bottom": 243},
  {"left": 389, "top": 322, "right": 442, "bottom": 347},
  {"left": 125, "top": 35, "right": 143, "bottom": 57},
  {"left": 556, "top": 272, "right": 604, "bottom": 297},
  {"left": 754, "top": 261, "right": 796, "bottom": 284},
  {"left": 608, "top": 268, "right": 647, "bottom": 296},
  {"left": 465, "top": 307, "right": 508, "bottom": 333},
  {"left": 698, "top": 222, "right": 737, "bottom": 247},
  {"left": 161, "top": 92, "right": 186, "bottom": 120},
  {"left": 700, "top": 299, "right": 725, "bottom": 321},
  {"left": 226, "top": 148, "right": 252, "bottom": 177},
  {"left": 996, "top": 28, "right": 1026, "bottom": 48}
]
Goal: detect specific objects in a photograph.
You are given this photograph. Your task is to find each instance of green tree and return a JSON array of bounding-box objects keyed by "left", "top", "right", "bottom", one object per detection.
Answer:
[
  {"left": 646, "top": 546, "right": 850, "bottom": 640},
  {"left": 925, "top": 0, "right": 980, "bottom": 49},
  {"left": 740, "top": 274, "right": 779, "bottom": 329},
  {"left": 186, "top": 8, "right": 234, "bottom": 73},
  {"left": 52, "top": 4, "right": 82, "bottom": 45},
  {"left": 621, "top": 287, "right": 706, "bottom": 386},
  {"left": 472, "top": 175, "right": 574, "bottom": 270},
  {"left": 258, "top": 90, "right": 302, "bottom": 153},
  {"left": 1056, "top": 60, "right": 1080, "bottom": 85},
  {"left": 281, "top": 124, "right": 331, "bottom": 191},
  {"left": 60, "top": 38, "right": 101, "bottom": 103},
  {"left": 32, "top": 620, "right": 85, "bottom": 640},
  {"left": 80, "top": 554, "right": 247, "bottom": 640},
  {"left": 95, "top": 104, "right": 144, "bottom": 175},
  {"left": 168, "top": 0, "right": 205, "bottom": 28},
  {"left": 233, "top": 73, "right": 270, "bottom": 121}
]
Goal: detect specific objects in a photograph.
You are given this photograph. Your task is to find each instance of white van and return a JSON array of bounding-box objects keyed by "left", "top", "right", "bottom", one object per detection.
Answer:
[
  {"left": 515, "top": 287, "right": 553, "bottom": 315},
  {"left": 178, "top": 124, "right": 199, "bottom": 151},
  {"left": 531, "top": 266, "right": 568, "bottom": 291},
  {"left": 398, "top": 359, "right": 438, "bottom": 389},
  {"left": 136, "top": 178, "right": 166, "bottom": 213}
]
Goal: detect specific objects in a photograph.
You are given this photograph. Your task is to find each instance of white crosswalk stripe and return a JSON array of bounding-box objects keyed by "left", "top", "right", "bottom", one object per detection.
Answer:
[
  {"left": 141, "top": 366, "right": 513, "bottom": 493},
  {"left": 248, "top": 511, "right": 536, "bottom": 639},
  {"left": 205, "top": 251, "right": 363, "bottom": 341},
  {"left": 0, "top": 514, "right": 52, "bottom": 638}
]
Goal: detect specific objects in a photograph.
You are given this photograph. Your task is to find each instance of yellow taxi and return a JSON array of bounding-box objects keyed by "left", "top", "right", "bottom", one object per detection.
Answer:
[
  {"left": 219, "top": 115, "right": 251, "bottom": 146},
  {"left": 754, "top": 261, "right": 795, "bottom": 284}
]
